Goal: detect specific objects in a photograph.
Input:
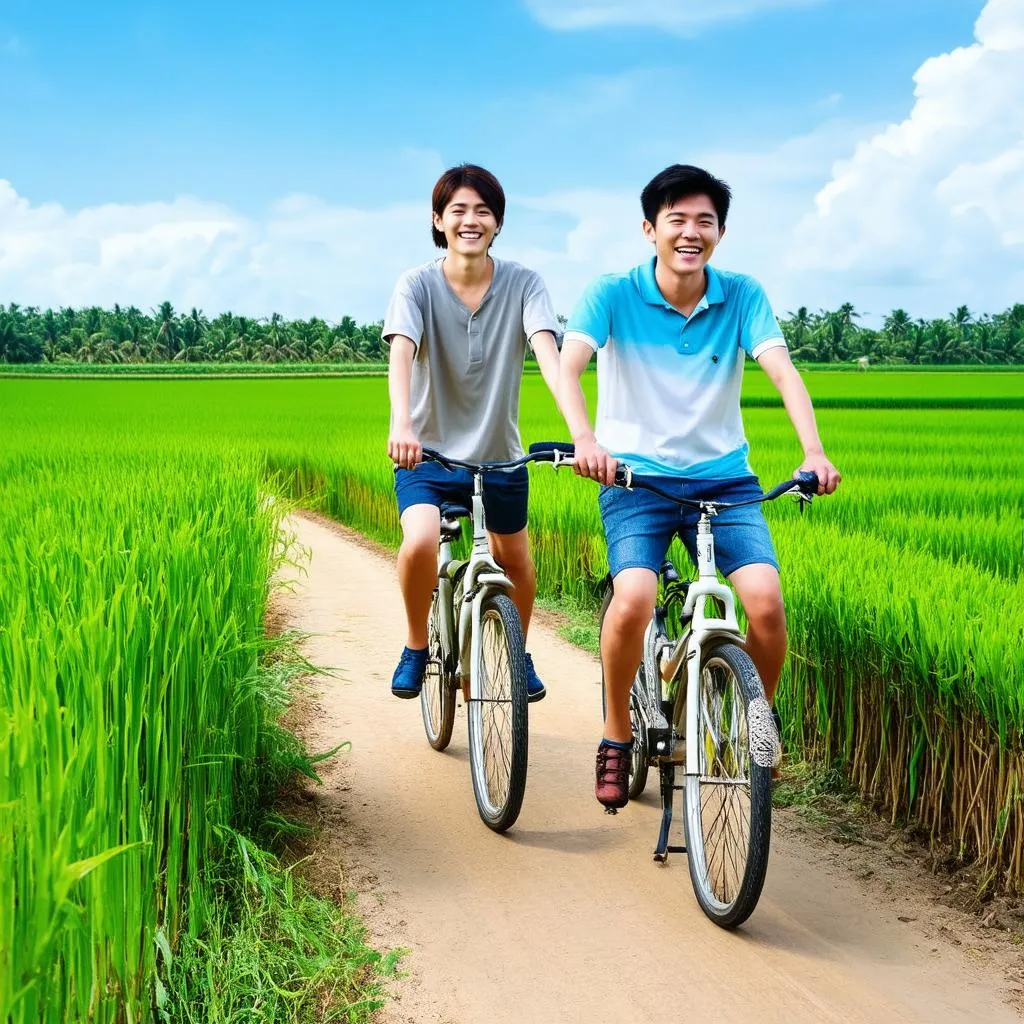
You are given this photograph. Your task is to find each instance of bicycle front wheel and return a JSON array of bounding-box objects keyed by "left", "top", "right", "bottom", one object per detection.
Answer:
[
  {"left": 467, "top": 593, "right": 529, "bottom": 832},
  {"left": 421, "top": 585, "right": 456, "bottom": 752},
  {"left": 682, "top": 642, "right": 772, "bottom": 929}
]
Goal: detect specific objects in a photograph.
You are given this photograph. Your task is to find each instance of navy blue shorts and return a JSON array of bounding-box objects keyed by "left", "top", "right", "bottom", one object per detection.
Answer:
[
  {"left": 394, "top": 462, "right": 529, "bottom": 535},
  {"left": 598, "top": 474, "right": 779, "bottom": 579}
]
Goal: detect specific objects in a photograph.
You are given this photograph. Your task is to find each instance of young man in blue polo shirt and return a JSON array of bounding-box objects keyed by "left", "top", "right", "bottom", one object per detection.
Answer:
[{"left": 557, "top": 164, "right": 841, "bottom": 810}]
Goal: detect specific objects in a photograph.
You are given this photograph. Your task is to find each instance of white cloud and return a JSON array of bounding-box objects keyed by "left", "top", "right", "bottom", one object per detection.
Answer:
[
  {"left": 0, "top": 118, "right": 864, "bottom": 324},
  {"left": 0, "top": 177, "right": 644, "bottom": 321},
  {"left": 791, "top": 0, "right": 1024, "bottom": 316},
  {"left": 0, "top": 180, "right": 431, "bottom": 321},
  {"left": 523, "top": 0, "right": 822, "bottom": 34}
]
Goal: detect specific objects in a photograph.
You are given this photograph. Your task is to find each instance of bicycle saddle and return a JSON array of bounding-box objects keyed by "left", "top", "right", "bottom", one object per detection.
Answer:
[
  {"left": 439, "top": 502, "right": 470, "bottom": 540},
  {"left": 439, "top": 502, "right": 471, "bottom": 521}
]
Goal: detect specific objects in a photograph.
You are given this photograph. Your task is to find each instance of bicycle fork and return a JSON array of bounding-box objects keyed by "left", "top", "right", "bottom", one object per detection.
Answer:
[{"left": 458, "top": 474, "right": 513, "bottom": 700}]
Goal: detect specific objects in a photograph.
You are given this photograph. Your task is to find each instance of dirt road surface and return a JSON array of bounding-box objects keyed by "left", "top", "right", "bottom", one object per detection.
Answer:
[{"left": 276, "top": 512, "right": 1021, "bottom": 1024}]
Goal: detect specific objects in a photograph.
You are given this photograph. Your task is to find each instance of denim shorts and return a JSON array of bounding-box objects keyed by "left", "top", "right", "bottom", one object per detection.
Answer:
[
  {"left": 598, "top": 474, "right": 779, "bottom": 579},
  {"left": 394, "top": 461, "right": 529, "bottom": 535}
]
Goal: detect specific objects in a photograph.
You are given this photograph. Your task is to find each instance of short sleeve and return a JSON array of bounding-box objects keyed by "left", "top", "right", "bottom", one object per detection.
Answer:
[
  {"left": 522, "top": 271, "right": 560, "bottom": 349},
  {"left": 383, "top": 272, "right": 424, "bottom": 352},
  {"left": 564, "top": 277, "right": 612, "bottom": 351},
  {"left": 739, "top": 278, "right": 786, "bottom": 360}
]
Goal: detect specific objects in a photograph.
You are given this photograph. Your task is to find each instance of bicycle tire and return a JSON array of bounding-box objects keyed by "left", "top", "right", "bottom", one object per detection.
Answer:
[
  {"left": 467, "top": 593, "right": 529, "bottom": 832},
  {"left": 421, "top": 585, "right": 456, "bottom": 752},
  {"left": 681, "top": 641, "right": 771, "bottom": 929},
  {"left": 598, "top": 580, "right": 650, "bottom": 799}
]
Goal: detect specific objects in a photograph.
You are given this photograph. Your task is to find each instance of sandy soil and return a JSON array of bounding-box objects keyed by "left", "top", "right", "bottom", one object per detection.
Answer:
[{"left": 274, "top": 511, "right": 1023, "bottom": 1024}]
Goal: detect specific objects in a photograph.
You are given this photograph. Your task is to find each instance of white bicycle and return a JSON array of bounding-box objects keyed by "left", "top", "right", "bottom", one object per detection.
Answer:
[
  {"left": 537, "top": 442, "right": 817, "bottom": 928},
  {"left": 417, "top": 445, "right": 562, "bottom": 832}
]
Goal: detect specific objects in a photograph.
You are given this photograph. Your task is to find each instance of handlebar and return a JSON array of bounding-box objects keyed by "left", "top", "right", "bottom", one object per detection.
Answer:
[
  {"left": 526, "top": 441, "right": 818, "bottom": 511},
  {"left": 420, "top": 445, "right": 572, "bottom": 475}
]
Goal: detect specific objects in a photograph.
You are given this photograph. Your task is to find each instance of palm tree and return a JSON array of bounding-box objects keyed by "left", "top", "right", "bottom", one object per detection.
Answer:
[{"left": 154, "top": 301, "right": 178, "bottom": 359}]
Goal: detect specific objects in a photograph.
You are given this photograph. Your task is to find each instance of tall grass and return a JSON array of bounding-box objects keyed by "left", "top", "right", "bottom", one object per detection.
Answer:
[{"left": 0, "top": 420, "right": 388, "bottom": 1021}]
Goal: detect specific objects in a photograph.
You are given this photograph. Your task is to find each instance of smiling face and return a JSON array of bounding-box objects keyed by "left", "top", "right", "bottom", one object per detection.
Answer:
[
  {"left": 643, "top": 193, "right": 724, "bottom": 276},
  {"left": 432, "top": 186, "right": 499, "bottom": 256}
]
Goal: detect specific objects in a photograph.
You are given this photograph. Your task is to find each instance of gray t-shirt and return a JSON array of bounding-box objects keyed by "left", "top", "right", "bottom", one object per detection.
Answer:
[{"left": 383, "top": 257, "right": 559, "bottom": 462}]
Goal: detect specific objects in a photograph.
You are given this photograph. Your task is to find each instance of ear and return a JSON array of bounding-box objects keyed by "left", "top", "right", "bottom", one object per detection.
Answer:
[
  {"left": 432, "top": 211, "right": 445, "bottom": 233},
  {"left": 718, "top": 224, "right": 727, "bottom": 243},
  {"left": 642, "top": 219, "right": 656, "bottom": 245}
]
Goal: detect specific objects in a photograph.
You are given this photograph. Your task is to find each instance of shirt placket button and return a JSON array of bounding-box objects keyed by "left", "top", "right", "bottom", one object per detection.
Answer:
[{"left": 468, "top": 313, "right": 482, "bottom": 364}]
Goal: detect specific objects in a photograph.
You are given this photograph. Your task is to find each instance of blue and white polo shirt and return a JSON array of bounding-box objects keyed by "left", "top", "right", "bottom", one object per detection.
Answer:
[{"left": 564, "top": 258, "right": 787, "bottom": 480}]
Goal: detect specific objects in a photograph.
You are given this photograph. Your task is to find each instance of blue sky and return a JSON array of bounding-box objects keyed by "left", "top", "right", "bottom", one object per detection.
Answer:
[{"left": 1, "top": 0, "right": 1021, "bottom": 323}]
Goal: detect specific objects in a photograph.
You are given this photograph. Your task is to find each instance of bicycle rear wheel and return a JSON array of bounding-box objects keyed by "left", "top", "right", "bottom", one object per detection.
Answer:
[
  {"left": 467, "top": 593, "right": 529, "bottom": 832},
  {"left": 682, "top": 642, "right": 772, "bottom": 929},
  {"left": 421, "top": 584, "right": 456, "bottom": 751},
  {"left": 598, "top": 580, "right": 650, "bottom": 799}
]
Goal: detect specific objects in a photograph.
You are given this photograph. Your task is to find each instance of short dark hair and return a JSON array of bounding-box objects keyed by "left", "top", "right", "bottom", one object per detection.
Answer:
[
  {"left": 640, "top": 165, "right": 731, "bottom": 228},
  {"left": 431, "top": 164, "right": 506, "bottom": 248}
]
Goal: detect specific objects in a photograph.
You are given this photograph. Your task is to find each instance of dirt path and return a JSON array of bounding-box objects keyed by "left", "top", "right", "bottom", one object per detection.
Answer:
[{"left": 276, "top": 512, "right": 1021, "bottom": 1024}]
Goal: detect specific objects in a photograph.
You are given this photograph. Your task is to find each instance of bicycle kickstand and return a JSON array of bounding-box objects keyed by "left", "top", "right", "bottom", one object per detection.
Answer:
[{"left": 653, "top": 763, "right": 687, "bottom": 863}]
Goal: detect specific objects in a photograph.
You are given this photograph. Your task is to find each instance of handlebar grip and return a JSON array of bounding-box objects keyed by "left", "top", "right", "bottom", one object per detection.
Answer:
[
  {"left": 528, "top": 441, "right": 576, "bottom": 456},
  {"left": 795, "top": 471, "right": 819, "bottom": 495}
]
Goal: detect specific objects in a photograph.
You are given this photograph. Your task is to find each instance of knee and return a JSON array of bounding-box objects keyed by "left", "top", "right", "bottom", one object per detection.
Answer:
[
  {"left": 499, "top": 547, "right": 533, "bottom": 578},
  {"left": 608, "top": 584, "right": 656, "bottom": 633},
  {"left": 490, "top": 532, "right": 533, "bottom": 579},
  {"left": 744, "top": 586, "right": 786, "bottom": 633},
  {"left": 400, "top": 529, "right": 438, "bottom": 562}
]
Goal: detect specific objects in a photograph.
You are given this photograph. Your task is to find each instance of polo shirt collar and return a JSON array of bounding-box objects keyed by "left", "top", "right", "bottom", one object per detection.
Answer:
[{"left": 637, "top": 258, "right": 725, "bottom": 313}]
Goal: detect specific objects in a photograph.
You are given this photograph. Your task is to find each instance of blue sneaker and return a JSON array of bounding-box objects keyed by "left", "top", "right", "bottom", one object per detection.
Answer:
[
  {"left": 391, "top": 646, "right": 428, "bottom": 699},
  {"left": 524, "top": 653, "right": 546, "bottom": 703}
]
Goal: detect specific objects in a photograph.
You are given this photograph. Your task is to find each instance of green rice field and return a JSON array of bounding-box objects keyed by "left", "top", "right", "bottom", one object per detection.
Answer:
[{"left": 1, "top": 369, "right": 1022, "bottom": 1018}]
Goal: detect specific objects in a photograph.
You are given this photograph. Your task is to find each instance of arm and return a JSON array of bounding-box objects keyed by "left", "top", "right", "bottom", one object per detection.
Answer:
[
  {"left": 383, "top": 272, "right": 424, "bottom": 469},
  {"left": 556, "top": 339, "right": 618, "bottom": 485},
  {"left": 387, "top": 335, "right": 421, "bottom": 469},
  {"left": 757, "top": 347, "right": 841, "bottom": 495},
  {"left": 530, "top": 330, "right": 561, "bottom": 401}
]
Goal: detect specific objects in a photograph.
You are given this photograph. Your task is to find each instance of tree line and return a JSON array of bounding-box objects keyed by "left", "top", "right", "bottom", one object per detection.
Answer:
[{"left": 1, "top": 299, "right": 1023, "bottom": 365}]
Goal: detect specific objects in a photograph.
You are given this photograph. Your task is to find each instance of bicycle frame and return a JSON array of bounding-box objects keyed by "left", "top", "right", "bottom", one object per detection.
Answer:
[
  {"left": 660, "top": 512, "right": 746, "bottom": 779},
  {"left": 435, "top": 470, "right": 514, "bottom": 700}
]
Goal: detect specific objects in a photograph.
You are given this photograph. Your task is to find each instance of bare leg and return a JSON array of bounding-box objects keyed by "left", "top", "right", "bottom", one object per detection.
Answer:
[
  {"left": 728, "top": 563, "right": 787, "bottom": 702},
  {"left": 600, "top": 568, "right": 658, "bottom": 743},
  {"left": 488, "top": 528, "right": 535, "bottom": 637},
  {"left": 397, "top": 504, "right": 441, "bottom": 649}
]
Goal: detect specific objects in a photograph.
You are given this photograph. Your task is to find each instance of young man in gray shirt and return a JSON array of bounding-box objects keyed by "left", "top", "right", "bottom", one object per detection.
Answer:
[{"left": 384, "top": 164, "right": 561, "bottom": 701}]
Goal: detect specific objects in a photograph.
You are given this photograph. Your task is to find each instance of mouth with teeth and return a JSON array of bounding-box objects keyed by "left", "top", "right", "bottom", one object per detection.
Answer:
[
  {"left": 675, "top": 245, "right": 702, "bottom": 258},
  {"left": 458, "top": 231, "right": 484, "bottom": 241}
]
